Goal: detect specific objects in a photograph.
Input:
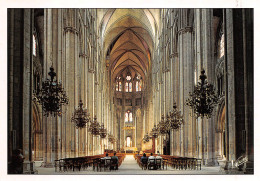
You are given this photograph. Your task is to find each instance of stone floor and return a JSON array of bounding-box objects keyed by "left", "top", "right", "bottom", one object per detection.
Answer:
[{"left": 36, "top": 155, "right": 224, "bottom": 175}]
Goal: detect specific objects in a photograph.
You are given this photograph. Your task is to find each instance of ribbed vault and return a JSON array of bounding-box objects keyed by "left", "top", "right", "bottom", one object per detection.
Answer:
[{"left": 101, "top": 9, "right": 158, "bottom": 82}]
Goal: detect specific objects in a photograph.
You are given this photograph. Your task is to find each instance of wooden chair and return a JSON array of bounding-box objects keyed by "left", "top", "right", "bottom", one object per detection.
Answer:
[
  {"left": 54, "top": 160, "right": 60, "bottom": 172},
  {"left": 162, "top": 159, "right": 168, "bottom": 170},
  {"left": 195, "top": 159, "right": 202, "bottom": 170},
  {"left": 72, "top": 158, "right": 81, "bottom": 171},
  {"left": 105, "top": 159, "right": 111, "bottom": 171},
  {"left": 141, "top": 157, "right": 148, "bottom": 170},
  {"left": 110, "top": 158, "right": 118, "bottom": 170},
  {"left": 59, "top": 159, "right": 65, "bottom": 172},
  {"left": 98, "top": 158, "right": 107, "bottom": 171},
  {"left": 156, "top": 158, "right": 162, "bottom": 170},
  {"left": 148, "top": 158, "right": 156, "bottom": 170},
  {"left": 178, "top": 157, "right": 187, "bottom": 170},
  {"left": 187, "top": 158, "right": 196, "bottom": 170},
  {"left": 64, "top": 159, "right": 73, "bottom": 172},
  {"left": 93, "top": 158, "right": 101, "bottom": 171}
]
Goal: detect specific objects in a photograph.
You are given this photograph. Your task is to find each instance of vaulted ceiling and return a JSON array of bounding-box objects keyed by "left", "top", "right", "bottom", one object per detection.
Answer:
[{"left": 99, "top": 9, "right": 159, "bottom": 82}]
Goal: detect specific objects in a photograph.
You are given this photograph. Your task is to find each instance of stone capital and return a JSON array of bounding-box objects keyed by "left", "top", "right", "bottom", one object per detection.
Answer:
[
  {"left": 178, "top": 26, "right": 193, "bottom": 35},
  {"left": 88, "top": 69, "right": 95, "bottom": 73},
  {"left": 79, "top": 53, "right": 89, "bottom": 58},
  {"left": 64, "top": 26, "right": 79, "bottom": 35},
  {"left": 170, "top": 52, "right": 178, "bottom": 58}
]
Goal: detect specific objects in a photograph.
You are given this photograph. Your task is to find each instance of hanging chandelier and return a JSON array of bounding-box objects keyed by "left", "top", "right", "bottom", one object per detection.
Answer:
[
  {"left": 99, "top": 123, "right": 107, "bottom": 139},
  {"left": 150, "top": 124, "right": 159, "bottom": 138},
  {"left": 143, "top": 132, "right": 150, "bottom": 143},
  {"left": 36, "top": 67, "right": 69, "bottom": 117},
  {"left": 168, "top": 103, "right": 184, "bottom": 130},
  {"left": 158, "top": 114, "right": 170, "bottom": 135},
  {"left": 88, "top": 116, "right": 100, "bottom": 136},
  {"left": 71, "top": 100, "right": 90, "bottom": 128},
  {"left": 186, "top": 69, "right": 219, "bottom": 118}
]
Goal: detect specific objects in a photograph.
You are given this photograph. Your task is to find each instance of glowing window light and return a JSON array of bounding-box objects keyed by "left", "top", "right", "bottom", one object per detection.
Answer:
[
  {"left": 33, "top": 34, "right": 37, "bottom": 56},
  {"left": 219, "top": 34, "right": 224, "bottom": 58},
  {"left": 136, "top": 82, "right": 139, "bottom": 92},
  {"left": 129, "top": 82, "right": 132, "bottom": 92},
  {"left": 116, "top": 83, "right": 118, "bottom": 91},
  {"left": 125, "top": 82, "right": 129, "bottom": 92},
  {"left": 126, "top": 75, "right": 131, "bottom": 81},
  {"left": 125, "top": 112, "right": 128, "bottom": 122},
  {"left": 119, "top": 82, "right": 122, "bottom": 91}
]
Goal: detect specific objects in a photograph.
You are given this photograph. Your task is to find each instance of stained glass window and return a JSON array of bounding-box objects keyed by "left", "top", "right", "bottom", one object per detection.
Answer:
[
  {"left": 136, "top": 80, "right": 142, "bottom": 92},
  {"left": 116, "top": 83, "right": 118, "bottom": 91},
  {"left": 33, "top": 34, "right": 36, "bottom": 56},
  {"left": 125, "top": 82, "right": 129, "bottom": 92},
  {"left": 129, "top": 82, "right": 132, "bottom": 92},
  {"left": 125, "top": 110, "right": 133, "bottom": 122},
  {"left": 125, "top": 112, "right": 128, "bottom": 122},
  {"left": 129, "top": 112, "right": 132, "bottom": 122},
  {"left": 126, "top": 75, "right": 131, "bottom": 81},
  {"left": 119, "top": 82, "right": 122, "bottom": 91}
]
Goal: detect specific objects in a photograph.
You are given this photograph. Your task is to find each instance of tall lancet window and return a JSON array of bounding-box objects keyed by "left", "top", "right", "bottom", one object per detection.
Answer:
[
  {"left": 115, "top": 76, "right": 122, "bottom": 91},
  {"left": 219, "top": 34, "right": 224, "bottom": 58},
  {"left": 126, "top": 137, "right": 131, "bottom": 147},
  {"left": 125, "top": 110, "right": 132, "bottom": 123},
  {"left": 33, "top": 34, "right": 37, "bottom": 56},
  {"left": 119, "top": 82, "right": 122, "bottom": 91},
  {"left": 129, "top": 82, "right": 132, "bottom": 92},
  {"left": 136, "top": 75, "right": 142, "bottom": 92},
  {"left": 125, "top": 75, "right": 132, "bottom": 92}
]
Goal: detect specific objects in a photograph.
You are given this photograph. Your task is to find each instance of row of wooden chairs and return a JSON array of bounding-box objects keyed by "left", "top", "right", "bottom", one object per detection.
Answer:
[
  {"left": 92, "top": 158, "right": 119, "bottom": 171},
  {"left": 161, "top": 155, "right": 202, "bottom": 170},
  {"left": 55, "top": 153, "right": 126, "bottom": 172},
  {"left": 55, "top": 154, "right": 105, "bottom": 172}
]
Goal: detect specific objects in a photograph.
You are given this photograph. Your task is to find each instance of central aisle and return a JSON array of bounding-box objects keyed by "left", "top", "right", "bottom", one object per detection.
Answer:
[{"left": 116, "top": 155, "right": 145, "bottom": 174}]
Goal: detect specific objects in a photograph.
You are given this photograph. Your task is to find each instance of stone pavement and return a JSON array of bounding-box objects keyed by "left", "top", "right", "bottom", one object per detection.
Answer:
[{"left": 36, "top": 155, "right": 223, "bottom": 175}]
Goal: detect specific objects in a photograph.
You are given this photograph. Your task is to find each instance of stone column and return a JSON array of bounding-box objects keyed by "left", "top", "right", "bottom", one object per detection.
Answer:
[
  {"left": 194, "top": 9, "right": 204, "bottom": 160},
  {"left": 43, "top": 9, "right": 54, "bottom": 167},
  {"left": 63, "top": 9, "right": 78, "bottom": 158},
  {"left": 8, "top": 8, "right": 37, "bottom": 173},
  {"left": 51, "top": 8, "right": 63, "bottom": 162},
  {"left": 225, "top": 9, "right": 236, "bottom": 164},
  {"left": 201, "top": 9, "right": 217, "bottom": 166},
  {"left": 242, "top": 9, "right": 253, "bottom": 174}
]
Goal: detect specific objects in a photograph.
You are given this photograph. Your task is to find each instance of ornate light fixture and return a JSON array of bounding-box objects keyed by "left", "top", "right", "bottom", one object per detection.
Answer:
[
  {"left": 108, "top": 134, "right": 115, "bottom": 143},
  {"left": 150, "top": 124, "right": 159, "bottom": 138},
  {"left": 88, "top": 116, "right": 100, "bottom": 136},
  {"left": 157, "top": 114, "right": 170, "bottom": 135},
  {"left": 186, "top": 69, "right": 219, "bottom": 118},
  {"left": 99, "top": 123, "right": 107, "bottom": 139},
  {"left": 168, "top": 103, "right": 184, "bottom": 130},
  {"left": 36, "top": 67, "right": 69, "bottom": 117},
  {"left": 71, "top": 100, "right": 90, "bottom": 129},
  {"left": 143, "top": 132, "right": 150, "bottom": 143}
]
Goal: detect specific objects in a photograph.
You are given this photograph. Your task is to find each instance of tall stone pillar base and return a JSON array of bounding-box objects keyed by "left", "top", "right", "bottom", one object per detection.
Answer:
[
  {"left": 218, "top": 160, "right": 229, "bottom": 172},
  {"left": 23, "top": 161, "right": 38, "bottom": 174},
  {"left": 206, "top": 158, "right": 218, "bottom": 166},
  {"left": 42, "top": 162, "right": 54, "bottom": 168},
  {"left": 219, "top": 161, "right": 245, "bottom": 174}
]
